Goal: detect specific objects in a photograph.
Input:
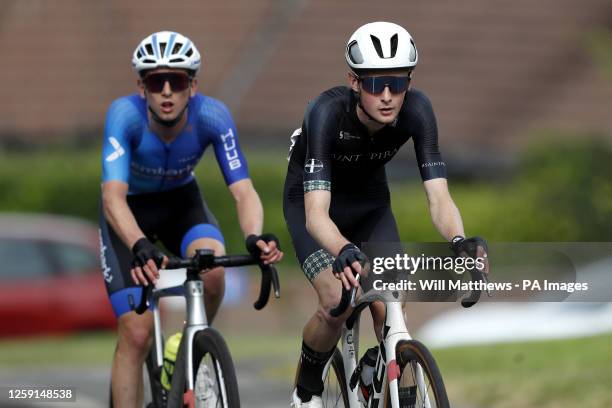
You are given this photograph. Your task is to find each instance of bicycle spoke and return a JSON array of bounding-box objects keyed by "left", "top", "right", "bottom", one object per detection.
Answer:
[{"left": 195, "top": 353, "right": 224, "bottom": 408}]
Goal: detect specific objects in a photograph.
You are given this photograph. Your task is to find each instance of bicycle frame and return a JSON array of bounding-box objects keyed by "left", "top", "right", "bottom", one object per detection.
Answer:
[
  {"left": 332, "top": 301, "right": 433, "bottom": 408},
  {"left": 150, "top": 271, "right": 211, "bottom": 391}
]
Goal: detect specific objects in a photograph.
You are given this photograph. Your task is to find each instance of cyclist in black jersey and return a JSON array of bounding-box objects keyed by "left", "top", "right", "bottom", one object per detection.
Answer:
[{"left": 284, "top": 22, "right": 489, "bottom": 407}]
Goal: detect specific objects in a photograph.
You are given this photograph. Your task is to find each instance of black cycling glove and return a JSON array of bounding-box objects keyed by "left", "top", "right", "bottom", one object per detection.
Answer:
[
  {"left": 451, "top": 236, "right": 488, "bottom": 258},
  {"left": 131, "top": 238, "right": 165, "bottom": 269},
  {"left": 245, "top": 233, "right": 281, "bottom": 258},
  {"left": 333, "top": 243, "right": 367, "bottom": 275}
]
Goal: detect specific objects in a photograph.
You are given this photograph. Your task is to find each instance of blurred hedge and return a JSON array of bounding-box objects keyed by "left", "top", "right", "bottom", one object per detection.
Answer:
[{"left": 1, "top": 134, "right": 611, "bottom": 262}]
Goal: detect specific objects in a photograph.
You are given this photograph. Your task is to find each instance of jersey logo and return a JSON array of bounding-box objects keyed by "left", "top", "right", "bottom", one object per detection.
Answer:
[
  {"left": 339, "top": 130, "right": 360, "bottom": 141},
  {"left": 304, "top": 158, "right": 324, "bottom": 174},
  {"left": 220, "top": 128, "right": 242, "bottom": 170},
  {"left": 105, "top": 137, "right": 125, "bottom": 162}
]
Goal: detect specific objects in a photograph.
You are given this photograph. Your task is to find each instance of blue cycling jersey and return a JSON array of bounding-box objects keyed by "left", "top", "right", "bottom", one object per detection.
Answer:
[{"left": 101, "top": 93, "right": 249, "bottom": 194}]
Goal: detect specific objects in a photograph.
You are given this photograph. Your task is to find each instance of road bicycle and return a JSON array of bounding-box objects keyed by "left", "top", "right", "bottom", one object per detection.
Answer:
[
  {"left": 321, "top": 268, "right": 486, "bottom": 407},
  {"left": 114, "top": 249, "right": 280, "bottom": 408}
]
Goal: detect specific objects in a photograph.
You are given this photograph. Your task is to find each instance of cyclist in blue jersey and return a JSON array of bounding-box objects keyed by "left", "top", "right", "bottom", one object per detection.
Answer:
[
  {"left": 284, "top": 22, "right": 489, "bottom": 407},
  {"left": 99, "top": 31, "right": 283, "bottom": 407}
]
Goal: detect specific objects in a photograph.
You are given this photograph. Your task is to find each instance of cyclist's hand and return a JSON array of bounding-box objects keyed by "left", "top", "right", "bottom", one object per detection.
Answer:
[
  {"left": 333, "top": 243, "right": 367, "bottom": 290},
  {"left": 245, "top": 233, "right": 284, "bottom": 265},
  {"left": 130, "top": 238, "right": 168, "bottom": 286},
  {"left": 451, "top": 236, "right": 489, "bottom": 274}
]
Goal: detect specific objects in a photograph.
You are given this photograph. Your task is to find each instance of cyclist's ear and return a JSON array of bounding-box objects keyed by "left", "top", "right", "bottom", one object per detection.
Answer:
[
  {"left": 137, "top": 78, "right": 146, "bottom": 98},
  {"left": 348, "top": 72, "right": 360, "bottom": 92},
  {"left": 190, "top": 77, "right": 198, "bottom": 96}
]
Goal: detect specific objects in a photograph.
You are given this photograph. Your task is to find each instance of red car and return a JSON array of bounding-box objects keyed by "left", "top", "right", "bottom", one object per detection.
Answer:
[{"left": 0, "top": 213, "right": 116, "bottom": 337}]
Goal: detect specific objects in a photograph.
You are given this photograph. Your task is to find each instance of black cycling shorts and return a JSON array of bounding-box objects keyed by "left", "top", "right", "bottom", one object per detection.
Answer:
[
  {"left": 283, "top": 191, "right": 401, "bottom": 283},
  {"left": 99, "top": 180, "right": 224, "bottom": 317}
]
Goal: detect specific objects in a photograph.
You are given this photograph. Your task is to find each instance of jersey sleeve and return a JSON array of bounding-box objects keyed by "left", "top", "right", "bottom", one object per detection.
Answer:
[
  {"left": 302, "top": 98, "right": 337, "bottom": 193},
  {"left": 408, "top": 91, "right": 447, "bottom": 181},
  {"left": 198, "top": 99, "right": 250, "bottom": 186},
  {"left": 101, "top": 97, "right": 142, "bottom": 184}
]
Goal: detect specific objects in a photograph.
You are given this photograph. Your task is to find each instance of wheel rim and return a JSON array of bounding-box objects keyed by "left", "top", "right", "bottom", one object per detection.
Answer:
[{"left": 194, "top": 353, "right": 226, "bottom": 408}]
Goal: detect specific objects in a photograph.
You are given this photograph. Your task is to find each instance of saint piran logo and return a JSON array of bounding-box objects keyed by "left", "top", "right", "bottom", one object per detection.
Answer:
[
  {"left": 304, "top": 158, "right": 324, "bottom": 174},
  {"left": 105, "top": 137, "right": 125, "bottom": 162}
]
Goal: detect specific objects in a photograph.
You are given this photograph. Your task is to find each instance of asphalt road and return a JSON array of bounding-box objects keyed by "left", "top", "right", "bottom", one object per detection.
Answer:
[{"left": 0, "top": 359, "right": 292, "bottom": 408}]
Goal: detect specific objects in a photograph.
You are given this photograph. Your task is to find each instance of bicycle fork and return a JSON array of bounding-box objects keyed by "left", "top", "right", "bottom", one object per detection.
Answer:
[{"left": 152, "top": 277, "right": 209, "bottom": 391}]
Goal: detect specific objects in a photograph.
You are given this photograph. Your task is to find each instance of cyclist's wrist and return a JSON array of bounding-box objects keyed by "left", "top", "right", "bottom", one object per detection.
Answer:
[{"left": 132, "top": 237, "right": 152, "bottom": 254}]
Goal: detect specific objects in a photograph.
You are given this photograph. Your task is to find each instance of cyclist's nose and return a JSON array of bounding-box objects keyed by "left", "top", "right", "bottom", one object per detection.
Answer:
[
  {"left": 161, "top": 80, "right": 172, "bottom": 96},
  {"left": 381, "top": 86, "right": 392, "bottom": 102}
]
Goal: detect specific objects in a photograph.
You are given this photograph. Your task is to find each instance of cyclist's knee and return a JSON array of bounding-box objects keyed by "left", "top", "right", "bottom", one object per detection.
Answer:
[
  {"left": 203, "top": 266, "right": 225, "bottom": 299},
  {"left": 117, "top": 313, "right": 153, "bottom": 354},
  {"left": 316, "top": 291, "right": 345, "bottom": 328}
]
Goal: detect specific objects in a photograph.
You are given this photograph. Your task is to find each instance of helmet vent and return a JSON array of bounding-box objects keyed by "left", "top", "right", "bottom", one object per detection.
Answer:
[
  {"left": 142, "top": 58, "right": 156, "bottom": 64},
  {"left": 390, "top": 34, "right": 398, "bottom": 58},
  {"left": 172, "top": 43, "right": 183, "bottom": 54},
  {"left": 159, "top": 42, "right": 167, "bottom": 57},
  {"left": 369, "top": 35, "right": 385, "bottom": 59},
  {"left": 185, "top": 48, "right": 193, "bottom": 57},
  {"left": 145, "top": 44, "right": 154, "bottom": 55},
  {"left": 409, "top": 39, "right": 417, "bottom": 62},
  {"left": 136, "top": 50, "right": 142, "bottom": 59},
  {"left": 169, "top": 58, "right": 184, "bottom": 63},
  {"left": 347, "top": 41, "right": 364, "bottom": 64}
]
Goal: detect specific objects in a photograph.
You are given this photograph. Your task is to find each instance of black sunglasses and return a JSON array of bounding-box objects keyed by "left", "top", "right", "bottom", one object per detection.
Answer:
[
  {"left": 359, "top": 75, "right": 410, "bottom": 95},
  {"left": 143, "top": 72, "right": 191, "bottom": 93}
]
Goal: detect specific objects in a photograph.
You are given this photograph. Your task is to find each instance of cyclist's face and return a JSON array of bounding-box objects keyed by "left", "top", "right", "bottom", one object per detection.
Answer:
[
  {"left": 349, "top": 70, "right": 410, "bottom": 124},
  {"left": 138, "top": 68, "right": 197, "bottom": 122}
]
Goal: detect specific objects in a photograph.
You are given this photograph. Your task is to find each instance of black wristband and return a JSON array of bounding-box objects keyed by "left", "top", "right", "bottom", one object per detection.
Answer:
[
  {"left": 245, "top": 234, "right": 260, "bottom": 255},
  {"left": 338, "top": 243, "right": 359, "bottom": 255},
  {"left": 132, "top": 237, "right": 151, "bottom": 254}
]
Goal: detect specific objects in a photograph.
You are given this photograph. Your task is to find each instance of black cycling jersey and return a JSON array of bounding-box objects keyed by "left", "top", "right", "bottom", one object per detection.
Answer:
[
  {"left": 283, "top": 86, "right": 447, "bottom": 282},
  {"left": 285, "top": 86, "right": 446, "bottom": 202}
]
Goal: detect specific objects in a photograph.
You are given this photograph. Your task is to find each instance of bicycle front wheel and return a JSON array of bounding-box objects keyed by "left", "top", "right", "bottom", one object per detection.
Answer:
[
  {"left": 389, "top": 340, "right": 450, "bottom": 408},
  {"left": 173, "top": 328, "right": 240, "bottom": 408},
  {"left": 321, "top": 348, "right": 350, "bottom": 407}
]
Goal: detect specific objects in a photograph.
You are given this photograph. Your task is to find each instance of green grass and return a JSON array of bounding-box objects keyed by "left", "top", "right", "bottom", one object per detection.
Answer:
[
  {"left": 2, "top": 331, "right": 610, "bottom": 407},
  {"left": 435, "top": 333, "right": 612, "bottom": 408},
  {"left": 0, "top": 331, "right": 117, "bottom": 367}
]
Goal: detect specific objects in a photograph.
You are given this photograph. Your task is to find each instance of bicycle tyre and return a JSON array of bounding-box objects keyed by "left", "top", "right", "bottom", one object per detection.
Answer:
[
  {"left": 321, "top": 347, "right": 350, "bottom": 407},
  {"left": 169, "top": 328, "right": 240, "bottom": 408},
  {"left": 387, "top": 339, "right": 450, "bottom": 408},
  {"left": 145, "top": 345, "right": 167, "bottom": 408}
]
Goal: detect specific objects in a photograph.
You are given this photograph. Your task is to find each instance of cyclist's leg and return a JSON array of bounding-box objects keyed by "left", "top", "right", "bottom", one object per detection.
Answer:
[
  {"left": 285, "top": 201, "right": 353, "bottom": 403},
  {"left": 99, "top": 205, "right": 155, "bottom": 408},
  {"left": 158, "top": 180, "right": 226, "bottom": 324},
  {"left": 351, "top": 205, "right": 402, "bottom": 341}
]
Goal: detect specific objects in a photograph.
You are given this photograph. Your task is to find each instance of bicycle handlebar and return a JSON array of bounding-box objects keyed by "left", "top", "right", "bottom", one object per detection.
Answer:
[
  {"left": 132, "top": 249, "right": 280, "bottom": 314},
  {"left": 460, "top": 268, "right": 490, "bottom": 308},
  {"left": 330, "top": 273, "right": 360, "bottom": 318}
]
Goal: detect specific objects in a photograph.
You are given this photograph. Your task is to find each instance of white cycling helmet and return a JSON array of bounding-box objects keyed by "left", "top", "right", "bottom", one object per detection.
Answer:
[
  {"left": 132, "top": 31, "right": 201, "bottom": 76},
  {"left": 345, "top": 22, "right": 418, "bottom": 74}
]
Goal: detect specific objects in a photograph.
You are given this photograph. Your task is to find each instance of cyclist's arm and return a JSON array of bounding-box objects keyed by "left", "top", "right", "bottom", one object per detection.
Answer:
[
  {"left": 228, "top": 179, "right": 263, "bottom": 238},
  {"left": 407, "top": 90, "right": 463, "bottom": 241},
  {"left": 101, "top": 181, "right": 146, "bottom": 249},
  {"left": 304, "top": 190, "right": 350, "bottom": 256},
  {"left": 305, "top": 190, "right": 360, "bottom": 286},
  {"left": 100, "top": 97, "right": 146, "bottom": 250},
  {"left": 423, "top": 178, "right": 465, "bottom": 241}
]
